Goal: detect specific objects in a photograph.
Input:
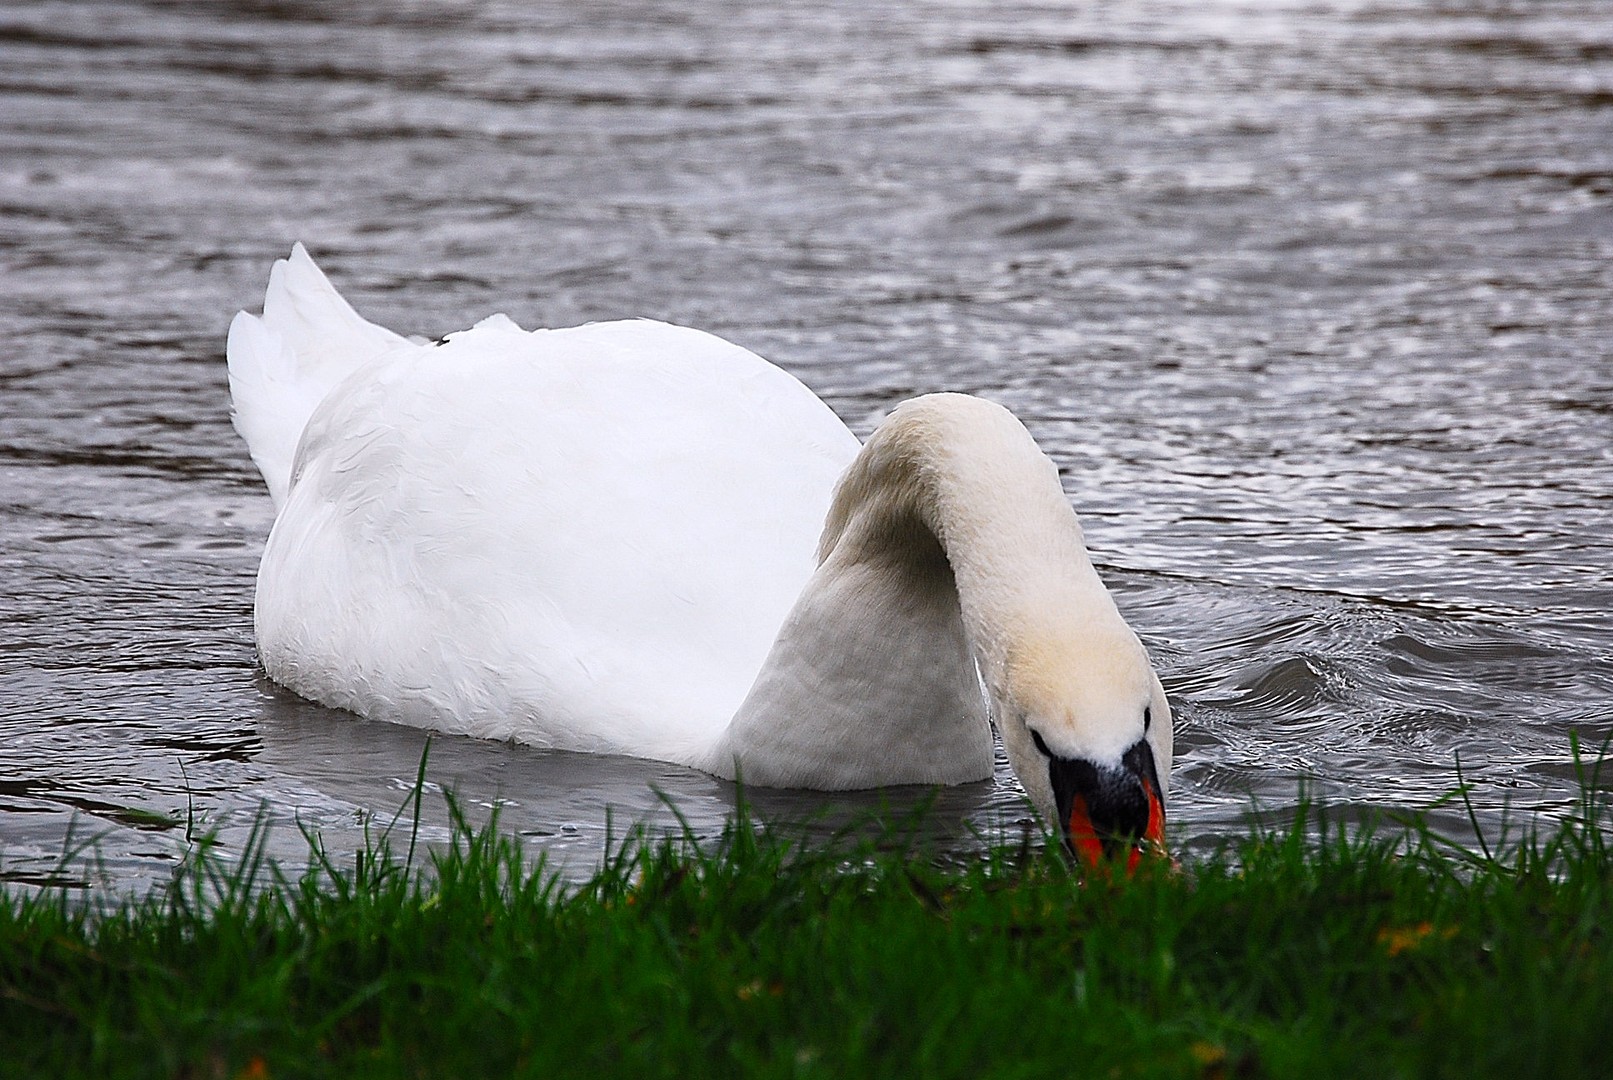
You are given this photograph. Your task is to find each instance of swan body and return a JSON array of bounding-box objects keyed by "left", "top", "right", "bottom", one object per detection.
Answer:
[{"left": 229, "top": 245, "right": 1173, "bottom": 857}]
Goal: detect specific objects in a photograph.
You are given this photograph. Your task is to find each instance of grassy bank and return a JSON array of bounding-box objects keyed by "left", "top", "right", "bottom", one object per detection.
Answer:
[{"left": 2, "top": 768, "right": 1610, "bottom": 1080}]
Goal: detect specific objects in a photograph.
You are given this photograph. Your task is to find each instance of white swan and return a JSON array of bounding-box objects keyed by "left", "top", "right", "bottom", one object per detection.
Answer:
[{"left": 228, "top": 245, "right": 1173, "bottom": 862}]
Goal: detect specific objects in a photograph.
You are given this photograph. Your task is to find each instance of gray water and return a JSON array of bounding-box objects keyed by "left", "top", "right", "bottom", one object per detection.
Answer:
[{"left": 3, "top": 0, "right": 1611, "bottom": 895}]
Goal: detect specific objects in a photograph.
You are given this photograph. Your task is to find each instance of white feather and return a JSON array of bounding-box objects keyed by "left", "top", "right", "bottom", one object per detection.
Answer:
[
  {"left": 227, "top": 248, "right": 1172, "bottom": 831},
  {"left": 227, "top": 244, "right": 410, "bottom": 509}
]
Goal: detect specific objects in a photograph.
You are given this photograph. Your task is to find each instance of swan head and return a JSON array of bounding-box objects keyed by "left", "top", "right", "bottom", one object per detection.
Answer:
[{"left": 994, "top": 619, "right": 1173, "bottom": 870}]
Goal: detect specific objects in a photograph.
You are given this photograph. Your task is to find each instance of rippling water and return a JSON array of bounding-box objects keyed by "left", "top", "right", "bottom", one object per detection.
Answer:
[{"left": 3, "top": 0, "right": 1611, "bottom": 894}]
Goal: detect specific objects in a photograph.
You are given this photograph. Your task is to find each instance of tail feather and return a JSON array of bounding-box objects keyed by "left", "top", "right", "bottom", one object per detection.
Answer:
[{"left": 227, "top": 244, "right": 410, "bottom": 510}]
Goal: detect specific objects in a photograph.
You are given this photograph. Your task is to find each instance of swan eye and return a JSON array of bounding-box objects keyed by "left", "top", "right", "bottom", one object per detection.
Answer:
[
  {"left": 1144, "top": 706, "right": 1152, "bottom": 732},
  {"left": 1030, "top": 729, "right": 1054, "bottom": 758}
]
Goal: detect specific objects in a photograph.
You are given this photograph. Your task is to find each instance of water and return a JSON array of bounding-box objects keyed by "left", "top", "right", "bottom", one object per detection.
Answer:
[{"left": 3, "top": 0, "right": 1611, "bottom": 894}]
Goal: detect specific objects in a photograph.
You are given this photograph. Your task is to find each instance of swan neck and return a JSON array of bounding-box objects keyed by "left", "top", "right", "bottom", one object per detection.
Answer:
[{"left": 821, "top": 395, "right": 1135, "bottom": 715}]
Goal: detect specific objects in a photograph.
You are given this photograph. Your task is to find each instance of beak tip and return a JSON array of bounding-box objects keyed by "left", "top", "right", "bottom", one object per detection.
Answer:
[{"left": 1063, "top": 787, "right": 1168, "bottom": 875}]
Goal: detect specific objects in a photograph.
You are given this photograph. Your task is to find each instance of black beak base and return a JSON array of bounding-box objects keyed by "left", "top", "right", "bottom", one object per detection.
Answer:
[{"left": 1048, "top": 739, "right": 1163, "bottom": 859}]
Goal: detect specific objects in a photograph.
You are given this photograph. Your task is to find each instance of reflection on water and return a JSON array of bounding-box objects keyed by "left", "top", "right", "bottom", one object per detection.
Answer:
[{"left": 2, "top": 0, "right": 1611, "bottom": 894}]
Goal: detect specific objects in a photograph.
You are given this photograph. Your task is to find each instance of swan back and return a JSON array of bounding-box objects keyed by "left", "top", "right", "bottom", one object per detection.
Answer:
[{"left": 239, "top": 259, "right": 860, "bottom": 760}]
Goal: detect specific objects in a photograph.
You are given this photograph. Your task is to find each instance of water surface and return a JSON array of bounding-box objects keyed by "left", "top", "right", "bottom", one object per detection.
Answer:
[{"left": 3, "top": 0, "right": 1611, "bottom": 893}]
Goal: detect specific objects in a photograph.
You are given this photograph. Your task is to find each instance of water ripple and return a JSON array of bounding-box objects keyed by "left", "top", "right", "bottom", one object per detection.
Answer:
[{"left": 3, "top": 0, "right": 1611, "bottom": 893}]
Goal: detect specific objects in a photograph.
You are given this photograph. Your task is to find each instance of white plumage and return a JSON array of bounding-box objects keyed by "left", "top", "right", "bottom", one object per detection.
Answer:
[{"left": 228, "top": 246, "right": 1172, "bottom": 850}]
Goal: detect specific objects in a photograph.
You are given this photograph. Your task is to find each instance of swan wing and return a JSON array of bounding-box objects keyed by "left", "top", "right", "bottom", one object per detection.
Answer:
[{"left": 256, "top": 315, "right": 860, "bottom": 762}]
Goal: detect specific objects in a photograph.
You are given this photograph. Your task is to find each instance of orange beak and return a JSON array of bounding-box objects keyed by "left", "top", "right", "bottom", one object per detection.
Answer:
[{"left": 1066, "top": 778, "right": 1167, "bottom": 873}]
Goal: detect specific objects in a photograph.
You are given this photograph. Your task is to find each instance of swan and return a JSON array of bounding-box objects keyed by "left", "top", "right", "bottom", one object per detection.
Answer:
[{"left": 227, "top": 245, "right": 1173, "bottom": 863}]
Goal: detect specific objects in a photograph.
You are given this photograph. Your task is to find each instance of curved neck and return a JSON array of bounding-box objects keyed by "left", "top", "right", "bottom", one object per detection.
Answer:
[
  {"left": 707, "top": 393, "right": 1135, "bottom": 788},
  {"left": 824, "top": 395, "right": 1136, "bottom": 721}
]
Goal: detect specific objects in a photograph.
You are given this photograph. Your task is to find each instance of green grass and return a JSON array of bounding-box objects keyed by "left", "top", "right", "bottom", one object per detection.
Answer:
[{"left": 3, "top": 752, "right": 1610, "bottom": 1080}]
